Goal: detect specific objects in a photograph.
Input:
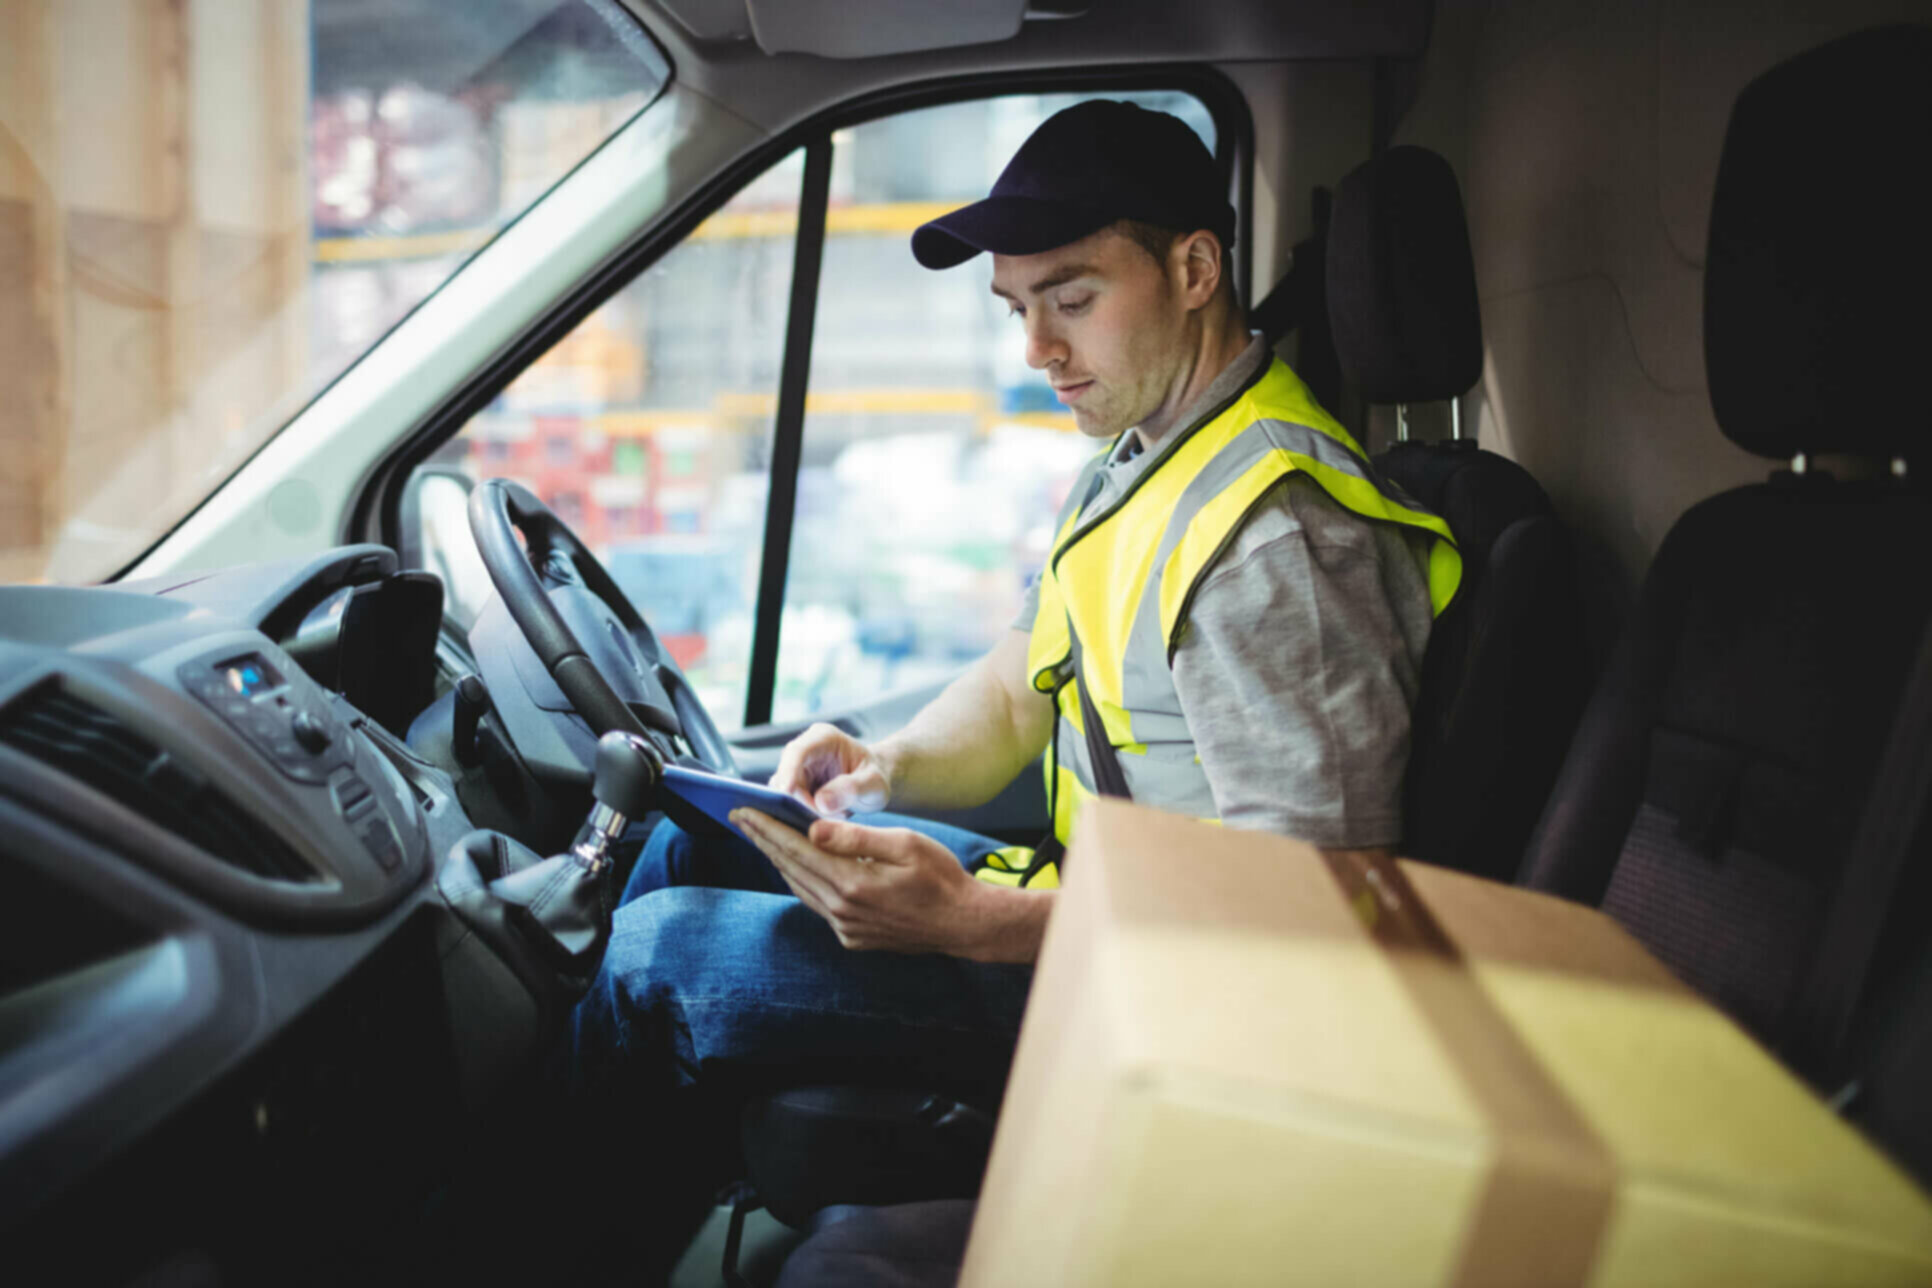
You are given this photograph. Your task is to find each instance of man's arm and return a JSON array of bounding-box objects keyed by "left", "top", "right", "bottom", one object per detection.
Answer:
[
  {"left": 874, "top": 628, "right": 1051, "bottom": 811},
  {"left": 733, "top": 808, "right": 1054, "bottom": 963},
  {"left": 770, "top": 628, "right": 1052, "bottom": 815},
  {"left": 1176, "top": 478, "right": 1433, "bottom": 849},
  {"left": 750, "top": 626, "right": 1057, "bottom": 965}
]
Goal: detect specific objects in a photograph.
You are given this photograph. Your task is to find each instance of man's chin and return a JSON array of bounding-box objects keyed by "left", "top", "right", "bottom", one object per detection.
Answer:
[{"left": 1071, "top": 407, "right": 1124, "bottom": 439}]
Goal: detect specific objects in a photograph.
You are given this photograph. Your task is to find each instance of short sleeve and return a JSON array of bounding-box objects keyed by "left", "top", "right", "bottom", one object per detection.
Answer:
[{"left": 1171, "top": 476, "right": 1433, "bottom": 848}]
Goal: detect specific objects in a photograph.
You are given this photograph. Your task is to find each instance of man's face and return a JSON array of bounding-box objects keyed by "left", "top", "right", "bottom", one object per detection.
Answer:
[{"left": 990, "top": 228, "right": 1190, "bottom": 440}]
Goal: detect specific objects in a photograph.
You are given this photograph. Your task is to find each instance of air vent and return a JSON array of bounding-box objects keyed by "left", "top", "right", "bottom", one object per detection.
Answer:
[{"left": 0, "top": 682, "right": 323, "bottom": 884}]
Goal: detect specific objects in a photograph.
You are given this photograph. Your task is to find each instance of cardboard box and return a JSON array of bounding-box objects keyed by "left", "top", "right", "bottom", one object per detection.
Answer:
[{"left": 960, "top": 801, "right": 1932, "bottom": 1287}]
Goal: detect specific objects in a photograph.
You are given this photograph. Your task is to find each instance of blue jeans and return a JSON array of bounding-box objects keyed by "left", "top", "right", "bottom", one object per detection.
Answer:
[{"left": 568, "top": 811, "right": 1035, "bottom": 1130}]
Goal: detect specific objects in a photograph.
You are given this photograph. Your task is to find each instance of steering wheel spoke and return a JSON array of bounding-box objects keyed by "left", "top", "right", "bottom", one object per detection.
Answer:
[{"left": 469, "top": 478, "right": 739, "bottom": 778}]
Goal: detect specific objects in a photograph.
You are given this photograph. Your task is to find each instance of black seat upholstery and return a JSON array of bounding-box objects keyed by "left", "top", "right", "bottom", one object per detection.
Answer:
[
  {"left": 1520, "top": 24, "right": 1932, "bottom": 1180},
  {"left": 772, "top": 1199, "right": 975, "bottom": 1288},
  {"left": 1328, "top": 145, "right": 1589, "bottom": 880},
  {"left": 739, "top": 1086, "right": 994, "bottom": 1230}
]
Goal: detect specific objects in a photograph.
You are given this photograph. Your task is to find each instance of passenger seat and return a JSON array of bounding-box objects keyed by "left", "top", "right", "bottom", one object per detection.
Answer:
[
  {"left": 1327, "top": 144, "right": 1590, "bottom": 881},
  {"left": 1519, "top": 24, "right": 1932, "bottom": 1181}
]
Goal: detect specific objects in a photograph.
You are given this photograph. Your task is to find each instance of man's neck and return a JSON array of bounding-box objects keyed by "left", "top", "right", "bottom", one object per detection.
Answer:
[{"left": 1133, "top": 309, "right": 1255, "bottom": 450}]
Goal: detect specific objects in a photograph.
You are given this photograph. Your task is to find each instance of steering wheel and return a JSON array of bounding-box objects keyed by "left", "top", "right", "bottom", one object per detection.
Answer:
[{"left": 466, "top": 478, "right": 738, "bottom": 777}]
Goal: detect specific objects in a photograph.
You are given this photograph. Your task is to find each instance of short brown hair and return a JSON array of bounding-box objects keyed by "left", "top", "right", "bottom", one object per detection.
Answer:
[
  {"left": 1111, "top": 219, "right": 1237, "bottom": 304},
  {"left": 1114, "top": 218, "right": 1184, "bottom": 266}
]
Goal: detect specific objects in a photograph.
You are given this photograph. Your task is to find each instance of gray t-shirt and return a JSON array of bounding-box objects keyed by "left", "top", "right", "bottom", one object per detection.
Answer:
[{"left": 1012, "top": 335, "right": 1434, "bottom": 848}]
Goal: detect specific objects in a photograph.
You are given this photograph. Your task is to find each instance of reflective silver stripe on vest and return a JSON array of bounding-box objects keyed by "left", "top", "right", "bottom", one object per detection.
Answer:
[
  {"left": 1117, "top": 418, "right": 1413, "bottom": 728},
  {"left": 1050, "top": 418, "right": 1407, "bottom": 823},
  {"left": 1062, "top": 448, "right": 1110, "bottom": 523},
  {"left": 1053, "top": 709, "right": 1095, "bottom": 794},
  {"left": 1051, "top": 711, "right": 1222, "bottom": 818}
]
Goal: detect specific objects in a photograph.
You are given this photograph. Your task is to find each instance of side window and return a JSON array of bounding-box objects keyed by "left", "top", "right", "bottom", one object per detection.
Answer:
[
  {"left": 436, "top": 87, "right": 1220, "bottom": 732},
  {"left": 775, "top": 91, "right": 1217, "bottom": 722},
  {"left": 447, "top": 152, "right": 805, "bottom": 729}
]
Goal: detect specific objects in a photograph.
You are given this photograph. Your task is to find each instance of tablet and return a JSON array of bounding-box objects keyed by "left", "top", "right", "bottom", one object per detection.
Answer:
[{"left": 660, "top": 764, "right": 824, "bottom": 837}]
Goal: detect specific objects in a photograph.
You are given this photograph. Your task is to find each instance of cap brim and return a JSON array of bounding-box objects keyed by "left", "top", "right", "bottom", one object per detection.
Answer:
[{"left": 911, "top": 196, "right": 1114, "bottom": 269}]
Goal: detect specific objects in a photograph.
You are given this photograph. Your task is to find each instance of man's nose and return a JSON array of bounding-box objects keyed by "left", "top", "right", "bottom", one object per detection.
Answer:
[{"left": 1023, "top": 315, "right": 1066, "bottom": 371}]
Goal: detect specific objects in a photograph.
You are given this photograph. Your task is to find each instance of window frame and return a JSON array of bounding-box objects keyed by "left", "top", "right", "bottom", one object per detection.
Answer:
[{"left": 365, "top": 64, "right": 1254, "bottom": 730}]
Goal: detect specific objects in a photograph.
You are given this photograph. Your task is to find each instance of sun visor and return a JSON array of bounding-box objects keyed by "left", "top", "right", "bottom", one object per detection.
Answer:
[
  {"left": 654, "top": 0, "right": 751, "bottom": 43},
  {"left": 745, "top": 0, "right": 1031, "bottom": 58}
]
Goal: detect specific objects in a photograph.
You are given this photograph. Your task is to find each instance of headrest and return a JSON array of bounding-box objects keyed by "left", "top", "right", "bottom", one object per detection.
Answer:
[
  {"left": 1705, "top": 25, "right": 1932, "bottom": 460},
  {"left": 1326, "top": 146, "right": 1483, "bottom": 405},
  {"left": 1377, "top": 441, "right": 1553, "bottom": 560}
]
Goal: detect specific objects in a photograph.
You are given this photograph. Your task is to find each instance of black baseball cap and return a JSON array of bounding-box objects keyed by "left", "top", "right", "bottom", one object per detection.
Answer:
[{"left": 911, "top": 100, "right": 1235, "bottom": 270}]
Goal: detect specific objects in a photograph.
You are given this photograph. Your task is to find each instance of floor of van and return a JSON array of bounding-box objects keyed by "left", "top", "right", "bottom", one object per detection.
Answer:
[{"left": 671, "top": 1201, "right": 808, "bottom": 1288}]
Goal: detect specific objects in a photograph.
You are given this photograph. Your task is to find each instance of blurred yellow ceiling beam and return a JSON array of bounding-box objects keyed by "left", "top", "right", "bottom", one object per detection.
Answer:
[{"left": 313, "top": 201, "right": 965, "bottom": 262}]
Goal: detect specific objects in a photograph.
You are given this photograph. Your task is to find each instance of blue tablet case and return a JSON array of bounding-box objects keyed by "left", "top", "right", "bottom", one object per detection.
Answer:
[{"left": 660, "top": 764, "right": 823, "bottom": 837}]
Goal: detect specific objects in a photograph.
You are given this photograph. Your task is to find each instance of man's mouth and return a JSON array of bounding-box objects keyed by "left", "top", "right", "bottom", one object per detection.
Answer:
[{"left": 1053, "top": 379, "right": 1094, "bottom": 405}]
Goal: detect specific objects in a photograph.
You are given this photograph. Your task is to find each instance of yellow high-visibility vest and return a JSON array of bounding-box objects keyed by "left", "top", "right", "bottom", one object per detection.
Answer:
[{"left": 976, "top": 357, "right": 1461, "bottom": 890}]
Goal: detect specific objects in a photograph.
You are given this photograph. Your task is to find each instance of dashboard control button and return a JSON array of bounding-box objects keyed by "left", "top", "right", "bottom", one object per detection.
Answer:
[
  {"left": 180, "top": 650, "right": 356, "bottom": 786},
  {"left": 329, "top": 768, "right": 375, "bottom": 819},
  {"left": 360, "top": 818, "right": 402, "bottom": 871},
  {"left": 291, "top": 710, "right": 331, "bottom": 753}
]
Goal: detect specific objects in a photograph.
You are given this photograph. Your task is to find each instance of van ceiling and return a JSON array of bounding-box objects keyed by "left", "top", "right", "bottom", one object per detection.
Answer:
[
  {"left": 625, "top": 0, "right": 1431, "bottom": 131},
  {"left": 646, "top": 0, "right": 1429, "bottom": 58},
  {"left": 665, "top": 0, "right": 1036, "bottom": 58}
]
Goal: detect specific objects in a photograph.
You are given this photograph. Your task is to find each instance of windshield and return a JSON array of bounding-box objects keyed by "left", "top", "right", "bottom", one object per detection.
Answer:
[{"left": 0, "top": 0, "right": 667, "bottom": 586}]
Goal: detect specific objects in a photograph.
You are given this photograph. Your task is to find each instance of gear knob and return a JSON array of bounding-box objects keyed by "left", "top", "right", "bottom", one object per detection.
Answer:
[
  {"left": 568, "top": 731, "right": 663, "bottom": 871},
  {"left": 593, "top": 730, "right": 663, "bottom": 819}
]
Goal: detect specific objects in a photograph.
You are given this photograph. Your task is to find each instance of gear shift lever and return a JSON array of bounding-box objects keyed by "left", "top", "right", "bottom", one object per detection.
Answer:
[
  {"left": 570, "top": 730, "right": 665, "bottom": 872},
  {"left": 435, "top": 731, "right": 664, "bottom": 1012}
]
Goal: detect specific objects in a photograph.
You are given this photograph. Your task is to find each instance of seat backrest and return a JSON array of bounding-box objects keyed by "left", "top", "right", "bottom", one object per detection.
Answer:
[
  {"left": 1326, "top": 145, "right": 1589, "bottom": 881},
  {"left": 1518, "top": 24, "right": 1932, "bottom": 1180},
  {"left": 1377, "top": 440, "right": 1588, "bottom": 881}
]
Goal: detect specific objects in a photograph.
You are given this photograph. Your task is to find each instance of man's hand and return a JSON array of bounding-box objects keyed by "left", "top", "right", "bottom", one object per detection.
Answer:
[
  {"left": 768, "top": 723, "right": 892, "bottom": 817},
  {"left": 731, "top": 809, "right": 1049, "bottom": 962}
]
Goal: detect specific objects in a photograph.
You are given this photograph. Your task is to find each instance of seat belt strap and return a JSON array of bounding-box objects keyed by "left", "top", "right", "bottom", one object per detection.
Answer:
[
  {"left": 1784, "top": 606, "right": 1932, "bottom": 1085},
  {"left": 1069, "top": 626, "right": 1131, "bottom": 800}
]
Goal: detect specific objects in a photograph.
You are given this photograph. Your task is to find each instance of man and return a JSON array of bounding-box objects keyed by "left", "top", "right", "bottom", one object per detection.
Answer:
[{"left": 569, "top": 100, "right": 1457, "bottom": 1253}]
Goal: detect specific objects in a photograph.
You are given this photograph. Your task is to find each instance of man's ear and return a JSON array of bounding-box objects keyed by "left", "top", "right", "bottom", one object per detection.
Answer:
[{"left": 1174, "top": 230, "right": 1224, "bottom": 311}]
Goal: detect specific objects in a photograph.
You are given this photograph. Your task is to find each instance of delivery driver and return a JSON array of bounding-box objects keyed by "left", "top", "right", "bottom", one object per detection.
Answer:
[{"left": 567, "top": 101, "right": 1457, "bottom": 1263}]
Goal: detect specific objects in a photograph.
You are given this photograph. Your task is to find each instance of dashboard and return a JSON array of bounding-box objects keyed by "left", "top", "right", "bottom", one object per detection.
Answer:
[
  {"left": 0, "top": 546, "right": 527, "bottom": 1284},
  {"left": 0, "top": 539, "right": 1043, "bottom": 1285}
]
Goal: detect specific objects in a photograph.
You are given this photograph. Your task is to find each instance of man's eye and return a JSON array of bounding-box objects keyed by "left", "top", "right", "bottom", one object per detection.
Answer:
[
  {"left": 1006, "top": 304, "right": 1026, "bottom": 320},
  {"left": 1058, "top": 296, "right": 1093, "bottom": 315}
]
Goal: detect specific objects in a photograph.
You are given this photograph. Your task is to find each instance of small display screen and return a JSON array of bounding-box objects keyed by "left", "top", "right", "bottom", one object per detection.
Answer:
[{"left": 215, "top": 653, "right": 281, "bottom": 699}]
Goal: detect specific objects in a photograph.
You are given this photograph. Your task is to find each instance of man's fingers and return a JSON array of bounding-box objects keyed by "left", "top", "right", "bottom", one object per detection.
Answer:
[
  {"left": 807, "top": 817, "right": 872, "bottom": 856},
  {"left": 742, "top": 812, "right": 977, "bottom": 958},
  {"left": 766, "top": 859, "right": 820, "bottom": 911},
  {"left": 809, "top": 819, "right": 923, "bottom": 865},
  {"left": 812, "top": 768, "right": 888, "bottom": 818},
  {"left": 734, "top": 811, "right": 842, "bottom": 911},
  {"left": 766, "top": 723, "right": 892, "bottom": 815},
  {"left": 812, "top": 774, "right": 855, "bottom": 816},
  {"left": 737, "top": 810, "right": 860, "bottom": 903},
  {"left": 766, "top": 733, "right": 820, "bottom": 801},
  {"left": 736, "top": 808, "right": 818, "bottom": 866},
  {"left": 767, "top": 723, "right": 847, "bottom": 801}
]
